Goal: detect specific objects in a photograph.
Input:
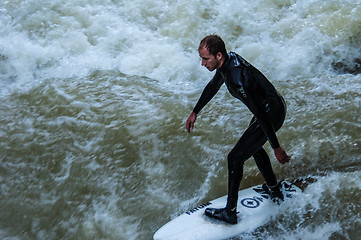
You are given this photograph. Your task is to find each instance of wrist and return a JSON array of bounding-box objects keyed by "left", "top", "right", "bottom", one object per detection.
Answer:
[{"left": 274, "top": 146, "right": 282, "bottom": 151}]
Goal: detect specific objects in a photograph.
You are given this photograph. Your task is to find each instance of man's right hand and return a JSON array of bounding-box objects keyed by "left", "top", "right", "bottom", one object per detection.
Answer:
[{"left": 186, "top": 112, "right": 197, "bottom": 133}]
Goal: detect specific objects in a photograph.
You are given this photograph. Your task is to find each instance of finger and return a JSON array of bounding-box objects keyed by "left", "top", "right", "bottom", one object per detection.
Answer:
[{"left": 187, "top": 121, "right": 193, "bottom": 133}]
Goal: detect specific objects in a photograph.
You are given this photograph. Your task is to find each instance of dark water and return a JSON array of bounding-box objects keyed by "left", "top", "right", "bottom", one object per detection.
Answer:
[{"left": 1, "top": 0, "right": 360, "bottom": 239}]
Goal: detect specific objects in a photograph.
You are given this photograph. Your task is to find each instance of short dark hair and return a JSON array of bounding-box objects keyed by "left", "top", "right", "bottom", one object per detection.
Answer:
[{"left": 198, "top": 35, "right": 227, "bottom": 58}]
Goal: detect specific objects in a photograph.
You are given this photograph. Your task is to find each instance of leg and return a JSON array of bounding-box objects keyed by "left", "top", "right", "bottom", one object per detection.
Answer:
[
  {"left": 206, "top": 107, "right": 286, "bottom": 223},
  {"left": 226, "top": 118, "right": 268, "bottom": 210},
  {"left": 206, "top": 119, "right": 269, "bottom": 224},
  {"left": 253, "top": 148, "right": 284, "bottom": 202},
  {"left": 227, "top": 103, "right": 286, "bottom": 208},
  {"left": 253, "top": 147, "right": 277, "bottom": 187}
]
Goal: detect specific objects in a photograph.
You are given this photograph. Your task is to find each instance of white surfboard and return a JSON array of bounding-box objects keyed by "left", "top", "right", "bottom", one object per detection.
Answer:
[{"left": 154, "top": 181, "right": 301, "bottom": 240}]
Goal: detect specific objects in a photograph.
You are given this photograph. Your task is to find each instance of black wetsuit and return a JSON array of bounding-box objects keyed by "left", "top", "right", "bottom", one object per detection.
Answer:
[{"left": 193, "top": 52, "right": 286, "bottom": 210}]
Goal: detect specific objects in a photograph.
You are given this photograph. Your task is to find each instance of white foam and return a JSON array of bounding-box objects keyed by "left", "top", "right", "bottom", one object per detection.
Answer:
[{"left": 2, "top": 0, "right": 360, "bottom": 96}]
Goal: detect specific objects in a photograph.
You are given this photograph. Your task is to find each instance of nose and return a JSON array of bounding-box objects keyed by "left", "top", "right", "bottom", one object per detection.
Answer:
[{"left": 201, "top": 59, "right": 206, "bottom": 67}]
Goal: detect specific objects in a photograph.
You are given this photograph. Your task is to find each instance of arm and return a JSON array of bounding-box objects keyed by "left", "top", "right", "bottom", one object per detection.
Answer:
[
  {"left": 193, "top": 71, "right": 224, "bottom": 114},
  {"left": 240, "top": 69, "right": 290, "bottom": 163},
  {"left": 241, "top": 69, "right": 280, "bottom": 149},
  {"left": 186, "top": 72, "right": 224, "bottom": 133}
]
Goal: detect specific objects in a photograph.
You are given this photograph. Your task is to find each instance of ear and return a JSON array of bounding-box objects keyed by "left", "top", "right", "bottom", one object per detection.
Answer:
[{"left": 216, "top": 52, "right": 222, "bottom": 61}]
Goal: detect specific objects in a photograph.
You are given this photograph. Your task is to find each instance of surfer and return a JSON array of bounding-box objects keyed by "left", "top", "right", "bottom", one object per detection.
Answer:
[{"left": 186, "top": 35, "right": 291, "bottom": 224}]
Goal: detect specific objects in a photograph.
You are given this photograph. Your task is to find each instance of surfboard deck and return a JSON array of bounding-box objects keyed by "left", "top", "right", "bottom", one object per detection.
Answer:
[{"left": 153, "top": 180, "right": 302, "bottom": 240}]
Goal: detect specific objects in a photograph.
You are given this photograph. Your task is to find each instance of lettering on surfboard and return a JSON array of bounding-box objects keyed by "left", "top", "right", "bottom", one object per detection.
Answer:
[{"left": 186, "top": 202, "right": 212, "bottom": 215}]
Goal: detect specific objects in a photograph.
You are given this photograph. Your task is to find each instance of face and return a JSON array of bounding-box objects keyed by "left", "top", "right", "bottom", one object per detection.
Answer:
[{"left": 198, "top": 46, "right": 223, "bottom": 71}]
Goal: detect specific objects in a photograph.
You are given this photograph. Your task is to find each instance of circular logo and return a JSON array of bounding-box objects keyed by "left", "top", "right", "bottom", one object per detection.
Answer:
[{"left": 240, "top": 198, "right": 260, "bottom": 208}]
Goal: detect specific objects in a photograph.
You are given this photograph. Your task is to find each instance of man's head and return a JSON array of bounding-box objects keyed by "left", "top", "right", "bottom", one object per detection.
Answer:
[{"left": 198, "top": 35, "right": 227, "bottom": 71}]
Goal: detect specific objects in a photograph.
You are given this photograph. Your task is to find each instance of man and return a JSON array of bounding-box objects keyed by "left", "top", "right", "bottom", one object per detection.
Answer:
[{"left": 186, "top": 35, "right": 291, "bottom": 224}]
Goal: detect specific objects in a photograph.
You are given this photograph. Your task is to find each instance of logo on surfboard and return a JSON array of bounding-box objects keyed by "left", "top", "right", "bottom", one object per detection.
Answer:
[
  {"left": 240, "top": 181, "right": 298, "bottom": 208},
  {"left": 240, "top": 197, "right": 261, "bottom": 208}
]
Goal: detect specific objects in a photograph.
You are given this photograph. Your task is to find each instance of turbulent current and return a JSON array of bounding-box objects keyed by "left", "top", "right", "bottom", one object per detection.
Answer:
[{"left": 0, "top": 0, "right": 360, "bottom": 239}]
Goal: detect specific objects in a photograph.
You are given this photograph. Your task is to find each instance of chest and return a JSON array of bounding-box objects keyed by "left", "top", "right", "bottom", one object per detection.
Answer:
[{"left": 220, "top": 71, "right": 248, "bottom": 101}]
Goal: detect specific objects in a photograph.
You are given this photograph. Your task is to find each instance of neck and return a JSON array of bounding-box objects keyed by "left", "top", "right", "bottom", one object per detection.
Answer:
[{"left": 217, "top": 54, "right": 228, "bottom": 70}]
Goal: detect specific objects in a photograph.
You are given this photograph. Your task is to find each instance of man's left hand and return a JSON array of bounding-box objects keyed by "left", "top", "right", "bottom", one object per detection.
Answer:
[{"left": 274, "top": 146, "right": 291, "bottom": 164}]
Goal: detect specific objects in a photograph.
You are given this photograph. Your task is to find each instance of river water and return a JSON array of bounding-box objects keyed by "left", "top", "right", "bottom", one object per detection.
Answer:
[{"left": 0, "top": 0, "right": 360, "bottom": 239}]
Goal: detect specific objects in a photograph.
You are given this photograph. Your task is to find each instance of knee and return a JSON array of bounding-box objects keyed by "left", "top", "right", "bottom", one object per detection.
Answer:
[
  {"left": 227, "top": 150, "right": 245, "bottom": 170},
  {"left": 253, "top": 148, "right": 268, "bottom": 159}
]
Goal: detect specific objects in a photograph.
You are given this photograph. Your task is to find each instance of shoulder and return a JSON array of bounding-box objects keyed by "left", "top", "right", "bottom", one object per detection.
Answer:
[{"left": 228, "top": 52, "right": 251, "bottom": 68}]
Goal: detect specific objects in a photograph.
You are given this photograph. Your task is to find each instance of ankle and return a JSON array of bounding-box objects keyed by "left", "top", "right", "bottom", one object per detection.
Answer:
[
  {"left": 267, "top": 182, "right": 281, "bottom": 192},
  {"left": 226, "top": 198, "right": 237, "bottom": 212}
]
